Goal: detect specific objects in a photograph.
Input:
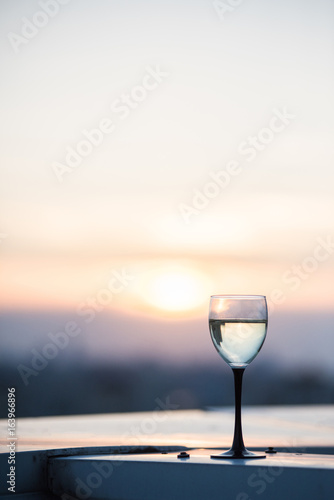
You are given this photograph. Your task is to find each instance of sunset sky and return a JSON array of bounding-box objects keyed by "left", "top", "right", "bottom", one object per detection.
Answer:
[{"left": 1, "top": 0, "right": 333, "bottom": 369}]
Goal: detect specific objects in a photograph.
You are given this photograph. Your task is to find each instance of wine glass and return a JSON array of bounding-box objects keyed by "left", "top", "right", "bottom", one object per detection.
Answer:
[{"left": 209, "top": 295, "right": 268, "bottom": 459}]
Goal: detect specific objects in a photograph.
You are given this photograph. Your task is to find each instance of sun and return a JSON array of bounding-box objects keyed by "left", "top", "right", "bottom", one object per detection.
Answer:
[{"left": 143, "top": 267, "right": 209, "bottom": 313}]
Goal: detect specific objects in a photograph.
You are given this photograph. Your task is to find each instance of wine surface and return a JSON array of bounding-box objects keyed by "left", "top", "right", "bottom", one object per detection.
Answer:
[{"left": 209, "top": 319, "right": 267, "bottom": 367}]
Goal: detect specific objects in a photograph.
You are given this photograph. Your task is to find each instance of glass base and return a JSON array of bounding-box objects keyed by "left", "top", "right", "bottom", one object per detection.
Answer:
[{"left": 211, "top": 448, "right": 266, "bottom": 459}]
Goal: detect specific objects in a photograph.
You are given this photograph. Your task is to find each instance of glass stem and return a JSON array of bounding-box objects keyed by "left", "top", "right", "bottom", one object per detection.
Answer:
[{"left": 231, "top": 368, "right": 246, "bottom": 453}]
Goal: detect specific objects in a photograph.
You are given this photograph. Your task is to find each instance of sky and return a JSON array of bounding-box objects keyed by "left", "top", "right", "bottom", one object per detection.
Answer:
[{"left": 0, "top": 0, "right": 334, "bottom": 369}]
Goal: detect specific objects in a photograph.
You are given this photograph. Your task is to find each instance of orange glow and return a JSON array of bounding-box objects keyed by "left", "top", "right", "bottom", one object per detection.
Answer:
[
  {"left": 140, "top": 267, "right": 211, "bottom": 313},
  {"left": 0, "top": 255, "right": 333, "bottom": 314}
]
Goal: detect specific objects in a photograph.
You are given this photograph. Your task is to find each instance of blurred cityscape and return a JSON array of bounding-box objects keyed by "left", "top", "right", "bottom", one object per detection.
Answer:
[
  {"left": 1, "top": 356, "right": 333, "bottom": 419},
  {"left": 1, "top": 309, "right": 333, "bottom": 418}
]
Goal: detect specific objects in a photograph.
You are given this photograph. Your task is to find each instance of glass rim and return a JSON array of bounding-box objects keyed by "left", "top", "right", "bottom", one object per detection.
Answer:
[{"left": 210, "top": 295, "right": 266, "bottom": 299}]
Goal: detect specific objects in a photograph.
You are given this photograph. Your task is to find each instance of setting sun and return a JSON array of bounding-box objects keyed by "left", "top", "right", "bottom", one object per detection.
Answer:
[{"left": 142, "top": 268, "right": 210, "bottom": 312}]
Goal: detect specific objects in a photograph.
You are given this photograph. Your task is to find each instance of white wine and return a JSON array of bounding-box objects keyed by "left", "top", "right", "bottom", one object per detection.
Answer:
[
  {"left": 209, "top": 319, "right": 267, "bottom": 368},
  {"left": 208, "top": 296, "right": 268, "bottom": 459}
]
